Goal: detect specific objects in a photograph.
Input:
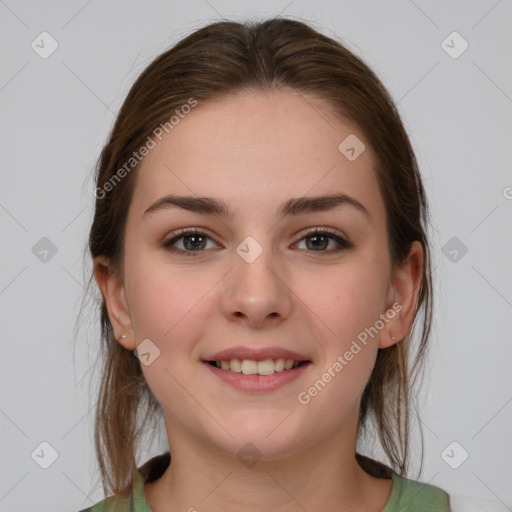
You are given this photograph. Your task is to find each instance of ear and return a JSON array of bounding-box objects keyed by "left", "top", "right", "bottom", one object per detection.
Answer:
[
  {"left": 379, "top": 241, "right": 424, "bottom": 349},
  {"left": 93, "top": 255, "right": 137, "bottom": 350}
]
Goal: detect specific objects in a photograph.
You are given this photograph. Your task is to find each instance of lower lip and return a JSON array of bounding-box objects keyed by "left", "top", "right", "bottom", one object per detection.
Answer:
[{"left": 203, "top": 362, "right": 312, "bottom": 392}]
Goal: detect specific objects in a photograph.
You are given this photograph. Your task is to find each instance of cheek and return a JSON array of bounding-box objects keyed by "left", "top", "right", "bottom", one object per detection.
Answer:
[
  {"left": 125, "top": 255, "right": 216, "bottom": 343},
  {"left": 299, "top": 261, "right": 388, "bottom": 345},
  {"left": 292, "top": 261, "right": 387, "bottom": 407},
  {"left": 124, "top": 259, "right": 217, "bottom": 410}
]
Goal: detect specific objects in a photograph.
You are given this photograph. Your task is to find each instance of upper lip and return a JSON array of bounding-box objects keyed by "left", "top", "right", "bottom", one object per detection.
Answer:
[{"left": 204, "top": 346, "right": 311, "bottom": 362}]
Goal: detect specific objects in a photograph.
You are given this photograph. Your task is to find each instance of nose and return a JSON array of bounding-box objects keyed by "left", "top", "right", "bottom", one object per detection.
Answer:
[{"left": 221, "top": 239, "right": 293, "bottom": 329}]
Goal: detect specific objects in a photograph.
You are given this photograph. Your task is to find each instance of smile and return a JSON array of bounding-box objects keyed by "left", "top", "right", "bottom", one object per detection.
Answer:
[
  {"left": 208, "top": 358, "right": 305, "bottom": 375},
  {"left": 203, "top": 359, "right": 312, "bottom": 392}
]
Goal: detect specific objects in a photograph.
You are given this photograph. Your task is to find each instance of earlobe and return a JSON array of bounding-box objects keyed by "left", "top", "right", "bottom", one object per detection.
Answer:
[
  {"left": 379, "top": 241, "right": 424, "bottom": 349},
  {"left": 93, "top": 256, "right": 136, "bottom": 350}
]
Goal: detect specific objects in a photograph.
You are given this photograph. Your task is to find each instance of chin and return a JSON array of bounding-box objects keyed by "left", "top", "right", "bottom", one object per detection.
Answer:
[{"left": 216, "top": 409, "right": 307, "bottom": 460}]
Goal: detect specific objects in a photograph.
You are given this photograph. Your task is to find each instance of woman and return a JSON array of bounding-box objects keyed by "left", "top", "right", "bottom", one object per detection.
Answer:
[{"left": 82, "top": 17, "right": 450, "bottom": 511}]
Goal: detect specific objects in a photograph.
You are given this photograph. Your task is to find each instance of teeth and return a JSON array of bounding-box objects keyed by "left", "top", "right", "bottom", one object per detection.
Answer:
[
  {"left": 230, "top": 358, "right": 242, "bottom": 373},
  {"left": 274, "top": 358, "right": 285, "bottom": 372},
  {"left": 213, "top": 358, "right": 302, "bottom": 375},
  {"left": 257, "top": 359, "right": 275, "bottom": 376},
  {"left": 241, "top": 360, "right": 258, "bottom": 375}
]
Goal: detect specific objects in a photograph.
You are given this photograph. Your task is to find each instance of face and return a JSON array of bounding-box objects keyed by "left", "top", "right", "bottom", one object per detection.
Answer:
[{"left": 100, "top": 89, "right": 411, "bottom": 461}]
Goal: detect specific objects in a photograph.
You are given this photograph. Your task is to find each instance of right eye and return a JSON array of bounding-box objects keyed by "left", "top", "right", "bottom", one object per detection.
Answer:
[{"left": 162, "top": 228, "right": 220, "bottom": 256}]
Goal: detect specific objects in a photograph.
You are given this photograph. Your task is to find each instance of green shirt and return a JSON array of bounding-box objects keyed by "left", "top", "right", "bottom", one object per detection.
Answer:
[{"left": 80, "top": 452, "right": 450, "bottom": 512}]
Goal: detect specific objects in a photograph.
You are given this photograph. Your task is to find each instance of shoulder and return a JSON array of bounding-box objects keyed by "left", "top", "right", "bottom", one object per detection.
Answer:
[
  {"left": 77, "top": 495, "right": 129, "bottom": 512},
  {"left": 356, "top": 454, "right": 450, "bottom": 511},
  {"left": 77, "top": 472, "right": 143, "bottom": 512},
  {"left": 78, "top": 493, "right": 138, "bottom": 512},
  {"left": 77, "top": 453, "right": 170, "bottom": 512},
  {"left": 385, "top": 472, "right": 450, "bottom": 512}
]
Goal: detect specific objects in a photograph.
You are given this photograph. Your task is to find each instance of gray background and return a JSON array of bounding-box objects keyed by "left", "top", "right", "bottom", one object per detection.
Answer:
[{"left": 1, "top": 1, "right": 511, "bottom": 511}]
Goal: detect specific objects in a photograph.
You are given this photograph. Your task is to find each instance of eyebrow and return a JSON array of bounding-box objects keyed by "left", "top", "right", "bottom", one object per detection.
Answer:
[{"left": 143, "top": 193, "right": 370, "bottom": 220}]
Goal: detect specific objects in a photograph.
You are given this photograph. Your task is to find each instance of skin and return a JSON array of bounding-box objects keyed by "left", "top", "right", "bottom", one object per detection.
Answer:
[{"left": 95, "top": 88, "right": 423, "bottom": 512}]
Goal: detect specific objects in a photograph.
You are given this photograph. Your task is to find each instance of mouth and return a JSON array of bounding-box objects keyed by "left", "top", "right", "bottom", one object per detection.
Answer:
[
  {"left": 202, "top": 353, "right": 312, "bottom": 392},
  {"left": 202, "top": 346, "right": 312, "bottom": 391},
  {"left": 206, "top": 358, "right": 310, "bottom": 375}
]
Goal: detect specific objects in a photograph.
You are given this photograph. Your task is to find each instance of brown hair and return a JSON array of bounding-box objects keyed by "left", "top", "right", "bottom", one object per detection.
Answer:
[{"left": 85, "top": 17, "right": 432, "bottom": 496}]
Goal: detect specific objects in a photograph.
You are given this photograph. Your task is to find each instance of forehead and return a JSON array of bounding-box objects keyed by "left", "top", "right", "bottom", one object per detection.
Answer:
[{"left": 130, "top": 89, "right": 384, "bottom": 222}]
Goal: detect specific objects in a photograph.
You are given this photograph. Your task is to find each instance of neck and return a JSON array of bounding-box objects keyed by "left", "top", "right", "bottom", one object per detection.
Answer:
[{"left": 144, "top": 414, "right": 393, "bottom": 512}]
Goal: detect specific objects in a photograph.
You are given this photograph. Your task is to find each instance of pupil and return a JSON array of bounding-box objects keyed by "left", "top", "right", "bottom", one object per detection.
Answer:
[
  {"left": 307, "top": 235, "right": 327, "bottom": 250},
  {"left": 185, "top": 235, "right": 205, "bottom": 250}
]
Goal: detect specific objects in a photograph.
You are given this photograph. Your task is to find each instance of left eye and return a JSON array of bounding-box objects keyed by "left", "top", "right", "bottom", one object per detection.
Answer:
[
  {"left": 294, "top": 229, "right": 352, "bottom": 252},
  {"left": 162, "top": 228, "right": 352, "bottom": 256}
]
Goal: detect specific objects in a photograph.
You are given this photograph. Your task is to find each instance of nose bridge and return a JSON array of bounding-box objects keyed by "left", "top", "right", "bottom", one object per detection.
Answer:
[{"left": 222, "top": 234, "right": 292, "bottom": 326}]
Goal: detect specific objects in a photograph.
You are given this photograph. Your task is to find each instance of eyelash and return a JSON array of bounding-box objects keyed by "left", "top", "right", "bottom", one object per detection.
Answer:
[{"left": 162, "top": 227, "right": 352, "bottom": 257}]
